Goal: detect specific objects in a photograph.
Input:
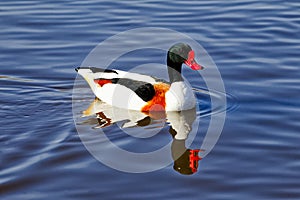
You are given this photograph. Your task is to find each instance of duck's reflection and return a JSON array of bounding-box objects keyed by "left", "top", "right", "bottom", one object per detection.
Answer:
[
  {"left": 81, "top": 98, "right": 203, "bottom": 175},
  {"left": 167, "top": 109, "right": 203, "bottom": 175},
  {"left": 170, "top": 128, "right": 203, "bottom": 175}
]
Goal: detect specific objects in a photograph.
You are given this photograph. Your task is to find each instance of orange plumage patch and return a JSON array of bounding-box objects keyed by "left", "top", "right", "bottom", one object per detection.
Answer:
[
  {"left": 141, "top": 83, "right": 170, "bottom": 114},
  {"left": 94, "top": 79, "right": 112, "bottom": 87}
]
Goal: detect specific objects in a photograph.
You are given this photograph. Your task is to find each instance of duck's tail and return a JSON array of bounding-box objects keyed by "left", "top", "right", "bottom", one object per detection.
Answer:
[{"left": 75, "top": 67, "right": 119, "bottom": 92}]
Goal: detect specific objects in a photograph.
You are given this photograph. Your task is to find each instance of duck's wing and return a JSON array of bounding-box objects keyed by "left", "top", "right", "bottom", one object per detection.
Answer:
[{"left": 76, "top": 66, "right": 170, "bottom": 84}]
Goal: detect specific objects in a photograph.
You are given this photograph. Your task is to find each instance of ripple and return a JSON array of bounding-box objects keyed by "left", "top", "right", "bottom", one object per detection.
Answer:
[
  {"left": 1, "top": 0, "right": 300, "bottom": 199},
  {"left": 193, "top": 87, "right": 238, "bottom": 118}
]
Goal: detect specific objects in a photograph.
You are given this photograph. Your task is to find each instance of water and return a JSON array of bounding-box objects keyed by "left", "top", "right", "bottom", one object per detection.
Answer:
[{"left": 1, "top": 0, "right": 299, "bottom": 199}]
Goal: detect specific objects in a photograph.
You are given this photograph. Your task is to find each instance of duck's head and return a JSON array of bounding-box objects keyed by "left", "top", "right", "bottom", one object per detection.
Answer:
[{"left": 167, "top": 43, "right": 204, "bottom": 71}]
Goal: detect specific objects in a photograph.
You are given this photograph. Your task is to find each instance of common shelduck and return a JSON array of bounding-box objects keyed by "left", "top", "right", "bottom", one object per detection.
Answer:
[{"left": 75, "top": 43, "right": 204, "bottom": 112}]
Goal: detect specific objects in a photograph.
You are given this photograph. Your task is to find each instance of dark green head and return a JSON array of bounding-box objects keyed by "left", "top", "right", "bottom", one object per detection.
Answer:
[{"left": 167, "top": 43, "right": 203, "bottom": 71}]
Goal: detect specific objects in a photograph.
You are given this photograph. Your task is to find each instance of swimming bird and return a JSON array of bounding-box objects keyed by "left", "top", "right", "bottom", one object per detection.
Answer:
[{"left": 75, "top": 43, "right": 204, "bottom": 112}]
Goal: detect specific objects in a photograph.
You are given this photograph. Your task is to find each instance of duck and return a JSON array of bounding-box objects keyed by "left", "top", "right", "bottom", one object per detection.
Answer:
[{"left": 75, "top": 43, "right": 204, "bottom": 112}]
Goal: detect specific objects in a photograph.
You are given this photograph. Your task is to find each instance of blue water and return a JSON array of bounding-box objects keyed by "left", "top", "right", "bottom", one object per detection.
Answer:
[{"left": 1, "top": 0, "right": 300, "bottom": 199}]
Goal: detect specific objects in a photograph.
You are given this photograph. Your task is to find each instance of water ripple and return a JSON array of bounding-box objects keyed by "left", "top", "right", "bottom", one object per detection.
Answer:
[{"left": 1, "top": 0, "right": 300, "bottom": 199}]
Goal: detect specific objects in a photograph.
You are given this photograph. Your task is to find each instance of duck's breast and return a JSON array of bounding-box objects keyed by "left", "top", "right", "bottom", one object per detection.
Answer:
[{"left": 165, "top": 82, "right": 196, "bottom": 111}]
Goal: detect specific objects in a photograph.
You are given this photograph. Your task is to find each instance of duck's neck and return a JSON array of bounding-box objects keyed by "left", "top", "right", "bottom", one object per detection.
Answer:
[{"left": 167, "top": 57, "right": 183, "bottom": 83}]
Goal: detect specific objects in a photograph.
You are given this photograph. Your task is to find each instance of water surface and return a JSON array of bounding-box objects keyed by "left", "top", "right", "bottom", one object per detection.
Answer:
[{"left": 1, "top": 0, "right": 300, "bottom": 199}]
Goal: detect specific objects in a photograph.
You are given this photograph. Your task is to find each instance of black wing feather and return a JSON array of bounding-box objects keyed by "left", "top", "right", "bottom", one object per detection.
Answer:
[{"left": 111, "top": 78, "right": 155, "bottom": 102}]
